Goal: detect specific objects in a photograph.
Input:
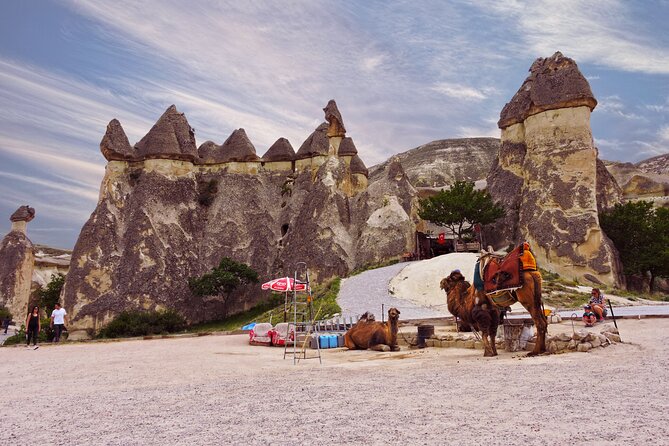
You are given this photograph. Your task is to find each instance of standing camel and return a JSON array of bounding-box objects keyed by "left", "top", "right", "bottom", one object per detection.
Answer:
[
  {"left": 343, "top": 308, "right": 401, "bottom": 352},
  {"left": 478, "top": 250, "right": 548, "bottom": 356},
  {"left": 440, "top": 271, "right": 501, "bottom": 357}
]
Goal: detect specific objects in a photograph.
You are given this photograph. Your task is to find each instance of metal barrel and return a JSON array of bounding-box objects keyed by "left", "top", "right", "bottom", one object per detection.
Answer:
[{"left": 416, "top": 324, "right": 435, "bottom": 348}]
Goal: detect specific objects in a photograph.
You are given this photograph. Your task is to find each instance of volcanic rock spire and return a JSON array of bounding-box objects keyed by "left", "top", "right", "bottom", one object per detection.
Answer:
[
  {"left": 0, "top": 206, "right": 36, "bottom": 321},
  {"left": 488, "top": 51, "right": 621, "bottom": 286},
  {"left": 323, "top": 99, "right": 346, "bottom": 137},
  {"left": 134, "top": 105, "right": 198, "bottom": 161}
]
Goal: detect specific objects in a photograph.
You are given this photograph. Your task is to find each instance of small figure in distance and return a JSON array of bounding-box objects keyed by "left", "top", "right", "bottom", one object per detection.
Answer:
[
  {"left": 589, "top": 288, "right": 607, "bottom": 322},
  {"left": 50, "top": 303, "right": 68, "bottom": 343},
  {"left": 582, "top": 304, "right": 597, "bottom": 327},
  {"left": 25, "top": 306, "right": 40, "bottom": 349},
  {"left": 2, "top": 314, "right": 10, "bottom": 334}
]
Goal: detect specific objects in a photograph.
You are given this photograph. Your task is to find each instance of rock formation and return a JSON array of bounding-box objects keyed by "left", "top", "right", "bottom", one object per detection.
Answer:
[
  {"left": 323, "top": 99, "right": 346, "bottom": 137},
  {"left": 370, "top": 138, "right": 500, "bottom": 188},
  {"left": 486, "top": 52, "right": 623, "bottom": 286},
  {"left": 604, "top": 159, "right": 669, "bottom": 208},
  {"left": 0, "top": 206, "right": 36, "bottom": 319},
  {"left": 63, "top": 101, "right": 415, "bottom": 338}
]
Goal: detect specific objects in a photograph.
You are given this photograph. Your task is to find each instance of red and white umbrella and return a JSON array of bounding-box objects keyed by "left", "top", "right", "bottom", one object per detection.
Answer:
[{"left": 261, "top": 277, "right": 308, "bottom": 292}]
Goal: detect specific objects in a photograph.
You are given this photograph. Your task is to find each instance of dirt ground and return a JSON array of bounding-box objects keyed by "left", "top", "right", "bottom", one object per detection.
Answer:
[{"left": 2, "top": 319, "right": 668, "bottom": 445}]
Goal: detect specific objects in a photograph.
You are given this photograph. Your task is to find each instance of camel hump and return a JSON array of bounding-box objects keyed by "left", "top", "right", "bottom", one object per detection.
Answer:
[{"left": 358, "top": 311, "right": 375, "bottom": 322}]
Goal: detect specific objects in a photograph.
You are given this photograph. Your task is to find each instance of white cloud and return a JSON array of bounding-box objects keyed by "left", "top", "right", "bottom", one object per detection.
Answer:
[
  {"left": 360, "top": 54, "right": 388, "bottom": 73},
  {"left": 659, "top": 125, "right": 669, "bottom": 141},
  {"left": 456, "top": 125, "right": 500, "bottom": 138},
  {"left": 597, "top": 95, "right": 644, "bottom": 120},
  {"left": 431, "top": 82, "right": 491, "bottom": 101},
  {"left": 482, "top": 0, "right": 669, "bottom": 74}
]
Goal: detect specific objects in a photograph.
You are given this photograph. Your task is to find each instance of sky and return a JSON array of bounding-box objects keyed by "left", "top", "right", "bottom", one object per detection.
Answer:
[{"left": 1, "top": 0, "right": 668, "bottom": 248}]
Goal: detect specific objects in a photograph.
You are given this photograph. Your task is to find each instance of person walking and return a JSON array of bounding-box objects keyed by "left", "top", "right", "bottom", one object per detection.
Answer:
[
  {"left": 2, "top": 315, "right": 10, "bottom": 334},
  {"left": 50, "top": 303, "right": 67, "bottom": 343},
  {"left": 25, "top": 306, "right": 40, "bottom": 349}
]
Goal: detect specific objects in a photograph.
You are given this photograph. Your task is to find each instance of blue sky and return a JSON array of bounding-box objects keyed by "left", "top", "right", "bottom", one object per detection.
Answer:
[{"left": 1, "top": 0, "right": 668, "bottom": 248}]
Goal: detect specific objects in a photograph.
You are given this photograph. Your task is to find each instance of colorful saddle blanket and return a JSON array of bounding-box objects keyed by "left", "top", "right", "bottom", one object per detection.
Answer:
[{"left": 483, "top": 245, "right": 524, "bottom": 294}]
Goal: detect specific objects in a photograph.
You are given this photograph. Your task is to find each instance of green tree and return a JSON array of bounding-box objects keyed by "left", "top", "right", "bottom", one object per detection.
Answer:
[
  {"left": 418, "top": 180, "right": 505, "bottom": 239},
  {"left": 188, "top": 257, "right": 259, "bottom": 315},
  {"left": 37, "top": 273, "right": 65, "bottom": 316},
  {"left": 600, "top": 201, "right": 669, "bottom": 291}
]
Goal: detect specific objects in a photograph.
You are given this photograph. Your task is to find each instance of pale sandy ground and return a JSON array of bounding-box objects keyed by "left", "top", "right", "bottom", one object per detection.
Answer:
[{"left": 2, "top": 319, "right": 669, "bottom": 445}]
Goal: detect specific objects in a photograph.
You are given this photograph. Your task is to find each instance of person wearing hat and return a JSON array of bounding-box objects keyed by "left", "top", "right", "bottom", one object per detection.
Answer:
[{"left": 582, "top": 305, "right": 597, "bottom": 327}]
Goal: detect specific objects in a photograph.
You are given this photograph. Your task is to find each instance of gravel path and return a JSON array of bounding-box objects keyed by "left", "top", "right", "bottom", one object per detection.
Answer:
[
  {"left": 2, "top": 319, "right": 668, "bottom": 445},
  {"left": 337, "top": 262, "right": 448, "bottom": 320}
]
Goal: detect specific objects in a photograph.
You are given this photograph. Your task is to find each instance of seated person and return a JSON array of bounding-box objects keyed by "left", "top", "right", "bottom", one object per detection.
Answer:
[
  {"left": 589, "top": 288, "right": 606, "bottom": 321},
  {"left": 582, "top": 305, "right": 597, "bottom": 327}
]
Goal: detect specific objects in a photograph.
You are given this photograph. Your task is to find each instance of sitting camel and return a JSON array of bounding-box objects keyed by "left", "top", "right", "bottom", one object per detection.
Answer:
[
  {"left": 343, "top": 308, "right": 401, "bottom": 352},
  {"left": 440, "top": 271, "right": 501, "bottom": 357}
]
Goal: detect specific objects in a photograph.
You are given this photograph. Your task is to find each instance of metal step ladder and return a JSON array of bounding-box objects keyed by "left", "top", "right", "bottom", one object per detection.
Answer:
[{"left": 284, "top": 262, "right": 321, "bottom": 365}]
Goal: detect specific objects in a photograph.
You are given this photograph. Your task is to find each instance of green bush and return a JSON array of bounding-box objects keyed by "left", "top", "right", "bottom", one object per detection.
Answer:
[
  {"left": 37, "top": 273, "right": 66, "bottom": 316},
  {"left": 97, "top": 309, "right": 186, "bottom": 338},
  {"left": 0, "top": 306, "right": 12, "bottom": 321}
]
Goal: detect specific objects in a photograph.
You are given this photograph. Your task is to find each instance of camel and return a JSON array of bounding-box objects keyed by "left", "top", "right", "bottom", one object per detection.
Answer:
[
  {"left": 343, "top": 308, "right": 401, "bottom": 352},
  {"left": 440, "top": 271, "right": 501, "bottom": 357},
  {"left": 474, "top": 250, "right": 547, "bottom": 356}
]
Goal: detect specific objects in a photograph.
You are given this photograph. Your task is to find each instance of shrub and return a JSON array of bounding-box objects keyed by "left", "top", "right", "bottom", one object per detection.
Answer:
[
  {"left": 0, "top": 306, "right": 12, "bottom": 321},
  {"left": 97, "top": 309, "right": 186, "bottom": 339},
  {"left": 37, "top": 273, "right": 65, "bottom": 316}
]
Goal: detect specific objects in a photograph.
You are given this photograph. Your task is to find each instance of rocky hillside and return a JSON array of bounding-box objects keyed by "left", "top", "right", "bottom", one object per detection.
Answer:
[
  {"left": 370, "top": 138, "right": 499, "bottom": 187},
  {"left": 604, "top": 159, "right": 669, "bottom": 206},
  {"left": 636, "top": 153, "right": 669, "bottom": 175}
]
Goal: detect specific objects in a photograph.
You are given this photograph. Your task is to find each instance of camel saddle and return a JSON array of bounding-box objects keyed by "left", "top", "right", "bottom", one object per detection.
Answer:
[{"left": 483, "top": 245, "right": 525, "bottom": 296}]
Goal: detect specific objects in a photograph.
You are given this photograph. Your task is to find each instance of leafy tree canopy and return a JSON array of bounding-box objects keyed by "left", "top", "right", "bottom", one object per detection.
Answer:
[
  {"left": 37, "top": 273, "right": 66, "bottom": 316},
  {"left": 418, "top": 181, "right": 505, "bottom": 239},
  {"left": 188, "top": 257, "right": 259, "bottom": 298},
  {"left": 600, "top": 201, "right": 669, "bottom": 286}
]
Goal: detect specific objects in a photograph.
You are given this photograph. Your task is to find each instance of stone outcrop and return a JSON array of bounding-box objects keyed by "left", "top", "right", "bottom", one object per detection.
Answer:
[
  {"left": 32, "top": 245, "right": 71, "bottom": 288},
  {"left": 487, "top": 52, "right": 622, "bottom": 286},
  {"left": 0, "top": 206, "right": 36, "bottom": 319},
  {"left": 295, "top": 122, "right": 329, "bottom": 159},
  {"left": 100, "top": 119, "right": 136, "bottom": 161},
  {"left": 604, "top": 159, "right": 669, "bottom": 208},
  {"left": 636, "top": 153, "right": 669, "bottom": 176},
  {"left": 370, "top": 138, "right": 500, "bottom": 188},
  {"left": 63, "top": 101, "right": 407, "bottom": 337},
  {"left": 197, "top": 130, "right": 260, "bottom": 165},
  {"left": 323, "top": 99, "right": 346, "bottom": 137},
  {"left": 262, "top": 138, "right": 296, "bottom": 162},
  {"left": 134, "top": 105, "right": 198, "bottom": 161}
]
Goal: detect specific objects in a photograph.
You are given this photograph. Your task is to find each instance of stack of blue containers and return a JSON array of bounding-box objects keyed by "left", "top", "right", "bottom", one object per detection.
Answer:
[{"left": 318, "top": 334, "right": 340, "bottom": 349}]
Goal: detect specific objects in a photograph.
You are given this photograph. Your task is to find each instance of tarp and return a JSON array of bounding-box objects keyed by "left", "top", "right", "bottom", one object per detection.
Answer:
[
  {"left": 249, "top": 323, "right": 273, "bottom": 346},
  {"left": 271, "top": 322, "right": 294, "bottom": 346}
]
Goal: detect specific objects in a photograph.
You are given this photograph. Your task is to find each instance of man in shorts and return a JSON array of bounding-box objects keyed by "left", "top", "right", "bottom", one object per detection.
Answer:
[{"left": 50, "top": 303, "right": 68, "bottom": 342}]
